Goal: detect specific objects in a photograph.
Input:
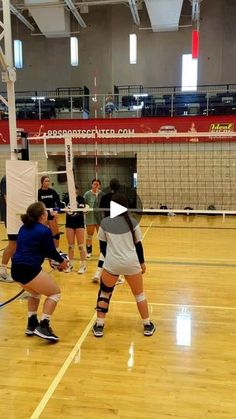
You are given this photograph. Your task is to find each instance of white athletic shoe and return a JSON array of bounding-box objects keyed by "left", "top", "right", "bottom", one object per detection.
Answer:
[
  {"left": 63, "top": 264, "right": 73, "bottom": 273},
  {"left": 78, "top": 264, "right": 87, "bottom": 274},
  {"left": 0, "top": 272, "right": 14, "bottom": 283},
  {"left": 92, "top": 272, "right": 101, "bottom": 283}
]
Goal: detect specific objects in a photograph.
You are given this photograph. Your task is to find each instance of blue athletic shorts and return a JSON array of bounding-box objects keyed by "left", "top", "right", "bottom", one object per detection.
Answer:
[{"left": 11, "top": 264, "right": 42, "bottom": 284}]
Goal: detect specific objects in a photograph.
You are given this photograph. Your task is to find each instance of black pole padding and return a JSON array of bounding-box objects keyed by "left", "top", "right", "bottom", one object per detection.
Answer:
[{"left": 21, "top": 131, "right": 29, "bottom": 161}]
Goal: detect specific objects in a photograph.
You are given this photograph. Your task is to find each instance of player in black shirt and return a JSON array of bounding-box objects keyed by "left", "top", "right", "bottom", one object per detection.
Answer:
[
  {"left": 65, "top": 193, "right": 87, "bottom": 274},
  {"left": 38, "top": 176, "right": 63, "bottom": 249}
]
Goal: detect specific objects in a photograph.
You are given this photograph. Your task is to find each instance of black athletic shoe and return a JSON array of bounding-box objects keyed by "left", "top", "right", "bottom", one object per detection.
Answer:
[
  {"left": 144, "top": 321, "right": 156, "bottom": 336},
  {"left": 25, "top": 314, "right": 39, "bottom": 336},
  {"left": 92, "top": 322, "right": 104, "bottom": 337},
  {"left": 34, "top": 319, "right": 59, "bottom": 342}
]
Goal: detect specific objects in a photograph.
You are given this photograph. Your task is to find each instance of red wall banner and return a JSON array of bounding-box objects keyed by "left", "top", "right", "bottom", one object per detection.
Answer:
[{"left": 0, "top": 116, "right": 236, "bottom": 145}]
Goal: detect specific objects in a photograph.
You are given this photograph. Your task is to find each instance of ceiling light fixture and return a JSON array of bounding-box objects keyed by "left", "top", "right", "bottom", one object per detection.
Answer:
[{"left": 128, "top": 0, "right": 140, "bottom": 26}]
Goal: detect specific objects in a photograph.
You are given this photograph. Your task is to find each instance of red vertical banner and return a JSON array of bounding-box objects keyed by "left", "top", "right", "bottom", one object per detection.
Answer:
[{"left": 192, "top": 30, "right": 199, "bottom": 59}]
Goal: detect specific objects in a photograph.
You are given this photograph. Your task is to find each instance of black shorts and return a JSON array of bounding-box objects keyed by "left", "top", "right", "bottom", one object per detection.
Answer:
[
  {"left": 8, "top": 234, "right": 18, "bottom": 241},
  {"left": 66, "top": 215, "right": 85, "bottom": 229},
  {"left": 11, "top": 264, "right": 42, "bottom": 285}
]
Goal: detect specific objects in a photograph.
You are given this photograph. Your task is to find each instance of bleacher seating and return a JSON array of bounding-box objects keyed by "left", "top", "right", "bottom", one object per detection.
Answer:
[{"left": 115, "top": 84, "right": 236, "bottom": 117}]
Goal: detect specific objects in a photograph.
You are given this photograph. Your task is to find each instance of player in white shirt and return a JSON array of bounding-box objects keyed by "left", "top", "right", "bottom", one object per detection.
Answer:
[{"left": 92, "top": 193, "right": 156, "bottom": 338}]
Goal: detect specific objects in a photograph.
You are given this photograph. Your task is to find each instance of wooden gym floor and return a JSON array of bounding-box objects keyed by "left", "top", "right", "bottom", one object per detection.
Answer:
[{"left": 0, "top": 214, "right": 236, "bottom": 419}]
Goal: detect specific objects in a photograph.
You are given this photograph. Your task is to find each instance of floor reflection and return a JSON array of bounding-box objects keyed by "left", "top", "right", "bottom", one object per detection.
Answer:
[{"left": 176, "top": 306, "right": 192, "bottom": 347}]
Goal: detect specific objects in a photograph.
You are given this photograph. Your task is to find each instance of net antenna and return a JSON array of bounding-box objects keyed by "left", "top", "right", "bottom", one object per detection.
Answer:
[
  {"left": 0, "top": 0, "right": 18, "bottom": 160},
  {"left": 64, "top": 137, "right": 77, "bottom": 210}
]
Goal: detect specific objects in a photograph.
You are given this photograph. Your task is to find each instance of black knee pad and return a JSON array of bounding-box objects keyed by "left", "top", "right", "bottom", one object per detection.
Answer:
[
  {"left": 96, "top": 279, "right": 115, "bottom": 313},
  {"left": 100, "top": 279, "right": 115, "bottom": 293}
]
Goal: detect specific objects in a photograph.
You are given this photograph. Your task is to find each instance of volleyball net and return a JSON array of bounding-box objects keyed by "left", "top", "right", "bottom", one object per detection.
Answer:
[{"left": 25, "top": 127, "right": 236, "bottom": 215}]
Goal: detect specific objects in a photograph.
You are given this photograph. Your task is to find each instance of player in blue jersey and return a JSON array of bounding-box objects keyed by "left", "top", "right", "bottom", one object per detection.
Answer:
[{"left": 11, "top": 201, "right": 68, "bottom": 342}]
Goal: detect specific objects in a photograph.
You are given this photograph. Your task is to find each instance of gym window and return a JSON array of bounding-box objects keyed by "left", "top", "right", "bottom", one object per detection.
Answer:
[
  {"left": 70, "top": 37, "right": 79, "bottom": 67},
  {"left": 14, "top": 40, "right": 23, "bottom": 69},
  {"left": 181, "top": 54, "right": 198, "bottom": 91},
  {"left": 129, "top": 34, "right": 137, "bottom": 64}
]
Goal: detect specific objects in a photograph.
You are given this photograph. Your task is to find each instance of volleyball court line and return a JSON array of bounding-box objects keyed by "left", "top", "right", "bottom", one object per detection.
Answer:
[
  {"left": 29, "top": 219, "right": 154, "bottom": 418},
  {"left": 145, "top": 258, "right": 236, "bottom": 268},
  {"left": 113, "top": 300, "right": 236, "bottom": 311},
  {"left": 140, "top": 224, "right": 236, "bottom": 231},
  {"left": 141, "top": 219, "right": 154, "bottom": 241},
  {"left": 30, "top": 313, "right": 96, "bottom": 419}
]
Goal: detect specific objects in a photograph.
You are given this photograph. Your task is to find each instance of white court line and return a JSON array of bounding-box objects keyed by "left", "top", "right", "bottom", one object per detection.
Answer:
[
  {"left": 29, "top": 219, "right": 152, "bottom": 418},
  {"left": 142, "top": 220, "right": 154, "bottom": 241},
  {"left": 146, "top": 255, "right": 236, "bottom": 263},
  {"left": 113, "top": 300, "right": 236, "bottom": 311},
  {"left": 30, "top": 313, "right": 96, "bottom": 419}
]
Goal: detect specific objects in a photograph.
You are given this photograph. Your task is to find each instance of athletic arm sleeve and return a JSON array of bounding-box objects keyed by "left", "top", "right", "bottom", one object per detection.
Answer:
[
  {"left": 100, "top": 240, "right": 107, "bottom": 258},
  {"left": 135, "top": 241, "right": 144, "bottom": 264},
  {"left": 42, "top": 229, "right": 64, "bottom": 262}
]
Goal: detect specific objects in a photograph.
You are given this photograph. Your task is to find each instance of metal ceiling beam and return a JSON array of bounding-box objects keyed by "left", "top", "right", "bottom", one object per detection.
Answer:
[
  {"left": 128, "top": 0, "right": 140, "bottom": 26},
  {"left": 9, "top": 2, "right": 35, "bottom": 31},
  {"left": 64, "top": 0, "right": 86, "bottom": 28}
]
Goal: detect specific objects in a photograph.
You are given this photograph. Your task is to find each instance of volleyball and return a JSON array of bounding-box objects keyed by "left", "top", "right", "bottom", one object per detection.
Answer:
[{"left": 50, "top": 252, "right": 70, "bottom": 271}]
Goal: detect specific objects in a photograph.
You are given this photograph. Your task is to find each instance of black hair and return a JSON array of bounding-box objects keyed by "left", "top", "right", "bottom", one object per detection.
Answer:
[
  {"left": 111, "top": 193, "right": 135, "bottom": 243},
  {"left": 91, "top": 178, "right": 101, "bottom": 185},
  {"left": 21, "top": 201, "right": 46, "bottom": 228},
  {"left": 110, "top": 178, "right": 120, "bottom": 193}
]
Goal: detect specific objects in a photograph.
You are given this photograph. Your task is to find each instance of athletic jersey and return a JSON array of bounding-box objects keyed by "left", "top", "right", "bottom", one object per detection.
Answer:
[
  {"left": 12, "top": 222, "right": 64, "bottom": 268},
  {"left": 97, "top": 215, "right": 142, "bottom": 275},
  {"left": 38, "top": 187, "right": 61, "bottom": 209},
  {"left": 66, "top": 195, "right": 85, "bottom": 229},
  {"left": 83, "top": 189, "right": 103, "bottom": 225}
]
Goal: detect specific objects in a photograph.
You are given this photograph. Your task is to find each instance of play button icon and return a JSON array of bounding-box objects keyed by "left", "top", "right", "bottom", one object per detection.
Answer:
[{"left": 110, "top": 201, "right": 127, "bottom": 218}]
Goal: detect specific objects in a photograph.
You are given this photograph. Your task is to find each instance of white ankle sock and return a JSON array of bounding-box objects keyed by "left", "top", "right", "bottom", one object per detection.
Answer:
[
  {"left": 96, "top": 318, "right": 105, "bottom": 326},
  {"left": 0, "top": 265, "right": 7, "bottom": 274},
  {"left": 41, "top": 313, "right": 51, "bottom": 321},
  {"left": 28, "top": 311, "right": 37, "bottom": 318}
]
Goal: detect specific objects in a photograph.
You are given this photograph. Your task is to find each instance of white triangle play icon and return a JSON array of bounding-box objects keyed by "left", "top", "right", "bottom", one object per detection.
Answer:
[{"left": 110, "top": 201, "right": 127, "bottom": 218}]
